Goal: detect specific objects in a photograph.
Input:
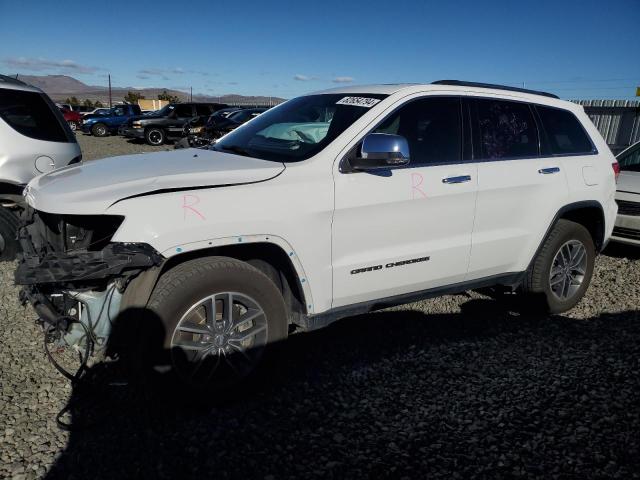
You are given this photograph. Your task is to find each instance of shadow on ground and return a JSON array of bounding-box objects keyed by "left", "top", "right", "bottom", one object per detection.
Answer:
[{"left": 45, "top": 298, "right": 639, "bottom": 480}]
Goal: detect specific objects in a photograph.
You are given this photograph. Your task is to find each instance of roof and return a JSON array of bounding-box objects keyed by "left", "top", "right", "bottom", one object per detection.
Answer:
[
  {"left": 309, "top": 82, "right": 576, "bottom": 109},
  {"left": 0, "top": 74, "right": 42, "bottom": 92}
]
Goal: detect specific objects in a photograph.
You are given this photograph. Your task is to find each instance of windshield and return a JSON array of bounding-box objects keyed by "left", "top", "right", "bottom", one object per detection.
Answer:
[
  {"left": 211, "top": 93, "right": 387, "bottom": 162},
  {"left": 154, "top": 104, "right": 175, "bottom": 116},
  {"left": 618, "top": 143, "right": 640, "bottom": 172}
]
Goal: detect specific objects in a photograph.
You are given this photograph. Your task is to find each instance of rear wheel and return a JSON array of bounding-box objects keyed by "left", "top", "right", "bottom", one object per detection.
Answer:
[
  {"left": 143, "top": 256, "right": 288, "bottom": 392},
  {"left": 522, "top": 219, "right": 595, "bottom": 313},
  {"left": 145, "top": 127, "right": 165, "bottom": 146},
  {"left": 0, "top": 208, "right": 20, "bottom": 261},
  {"left": 91, "top": 123, "right": 108, "bottom": 137}
]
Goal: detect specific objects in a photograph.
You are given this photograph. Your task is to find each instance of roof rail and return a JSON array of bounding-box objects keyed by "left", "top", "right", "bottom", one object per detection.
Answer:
[
  {"left": 0, "top": 74, "right": 29, "bottom": 87},
  {"left": 431, "top": 80, "right": 559, "bottom": 99}
]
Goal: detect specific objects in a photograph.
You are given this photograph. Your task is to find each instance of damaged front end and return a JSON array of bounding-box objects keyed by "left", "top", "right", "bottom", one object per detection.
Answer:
[{"left": 15, "top": 208, "right": 163, "bottom": 362}]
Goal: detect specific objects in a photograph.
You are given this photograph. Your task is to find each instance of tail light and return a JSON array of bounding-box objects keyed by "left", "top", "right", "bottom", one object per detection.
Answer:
[{"left": 612, "top": 162, "right": 620, "bottom": 182}]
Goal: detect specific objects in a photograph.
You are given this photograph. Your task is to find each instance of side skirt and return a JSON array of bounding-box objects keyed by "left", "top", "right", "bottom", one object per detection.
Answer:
[{"left": 297, "top": 272, "right": 525, "bottom": 332}]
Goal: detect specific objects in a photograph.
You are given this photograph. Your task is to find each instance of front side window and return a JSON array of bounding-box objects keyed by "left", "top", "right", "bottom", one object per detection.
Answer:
[
  {"left": 372, "top": 97, "right": 462, "bottom": 165},
  {"left": 0, "top": 88, "right": 74, "bottom": 142},
  {"left": 474, "top": 99, "right": 538, "bottom": 159},
  {"left": 212, "top": 93, "right": 388, "bottom": 162},
  {"left": 536, "top": 105, "right": 594, "bottom": 155},
  {"left": 195, "top": 105, "right": 212, "bottom": 116}
]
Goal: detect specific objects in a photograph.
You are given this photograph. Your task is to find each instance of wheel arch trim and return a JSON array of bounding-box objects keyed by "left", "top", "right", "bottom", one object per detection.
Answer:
[
  {"left": 159, "top": 234, "right": 314, "bottom": 313},
  {"left": 528, "top": 200, "right": 605, "bottom": 272}
]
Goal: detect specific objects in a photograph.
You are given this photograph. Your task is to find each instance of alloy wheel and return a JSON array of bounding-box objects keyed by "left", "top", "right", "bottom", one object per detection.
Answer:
[
  {"left": 170, "top": 291, "right": 268, "bottom": 385},
  {"left": 548, "top": 240, "right": 588, "bottom": 300}
]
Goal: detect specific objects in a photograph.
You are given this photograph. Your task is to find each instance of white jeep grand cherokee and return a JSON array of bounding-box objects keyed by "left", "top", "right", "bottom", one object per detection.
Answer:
[{"left": 16, "top": 81, "right": 618, "bottom": 388}]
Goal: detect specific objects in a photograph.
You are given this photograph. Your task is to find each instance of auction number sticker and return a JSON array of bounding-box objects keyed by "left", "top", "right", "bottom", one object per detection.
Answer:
[{"left": 336, "top": 96, "right": 381, "bottom": 108}]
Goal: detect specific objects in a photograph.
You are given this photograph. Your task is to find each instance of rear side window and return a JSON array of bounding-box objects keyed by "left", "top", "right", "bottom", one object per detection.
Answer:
[
  {"left": 0, "top": 88, "right": 73, "bottom": 142},
  {"left": 536, "top": 105, "right": 594, "bottom": 155},
  {"left": 473, "top": 99, "right": 538, "bottom": 159}
]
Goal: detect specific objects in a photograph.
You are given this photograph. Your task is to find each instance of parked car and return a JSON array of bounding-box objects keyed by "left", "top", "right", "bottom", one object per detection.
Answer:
[
  {"left": 175, "top": 107, "right": 268, "bottom": 149},
  {"left": 611, "top": 140, "right": 640, "bottom": 245},
  {"left": 15, "top": 81, "right": 617, "bottom": 392},
  {"left": 210, "top": 106, "right": 243, "bottom": 119},
  {"left": 81, "top": 104, "right": 142, "bottom": 137},
  {"left": 119, "top": 102, "right": 227, "bottom": 145},
  {"left": 59, "top": 107, "right": 83, "bottom": 131},
  {"left": 83, "top": 107, "right": 111, "bottom": 117},
  {"left": 0, "top": 75, "right": 81, "bottom": 260}
]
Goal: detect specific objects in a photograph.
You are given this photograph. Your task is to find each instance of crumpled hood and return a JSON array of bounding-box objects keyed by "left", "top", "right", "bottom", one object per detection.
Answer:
[
  {"left": 25, "top": 148, "right": 285, "bottom": 214},
  {"left": 617, "top": 171, "right": 640, "bottom": 195}
]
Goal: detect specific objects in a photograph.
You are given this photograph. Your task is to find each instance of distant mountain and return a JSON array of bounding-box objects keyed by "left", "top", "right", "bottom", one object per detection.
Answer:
[{"left": 12, "top": 74, "right": 285, "bottom": 106}]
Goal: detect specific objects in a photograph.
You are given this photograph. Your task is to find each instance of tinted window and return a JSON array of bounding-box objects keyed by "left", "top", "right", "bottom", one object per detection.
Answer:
[
  {"left": 474, "top": 99, "right": 538, "bottom": 159},
  {"left": 113, "top": 106, "right": 127, "bottom": 116},
  {"left": 536, "top": 105, "right": 594, "bottom": 155},
  {"left": 0, "top": 88, "right": 73, "bottom": 142},
  {"left": 618, "top": 143, "right": 640, "bottom": 172},
  {"left": 174, "top": 105, "right": 193, "bottom": 117},
  {"left": 372, "top": 97, "right": 462, "bottom": 165},
  {"left": 195, "top": 105, "right": 213, "bottom": 116}
]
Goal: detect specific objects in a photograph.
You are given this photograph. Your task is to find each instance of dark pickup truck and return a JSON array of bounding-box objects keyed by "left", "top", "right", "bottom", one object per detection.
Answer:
[{"left": 119, "top": 102, "right": 227, "bottom": 145}]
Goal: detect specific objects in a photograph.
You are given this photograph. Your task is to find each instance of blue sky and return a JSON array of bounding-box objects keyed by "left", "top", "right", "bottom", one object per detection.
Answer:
[{"left": 0, "top": 0, "right": 638, "bottom": 99}]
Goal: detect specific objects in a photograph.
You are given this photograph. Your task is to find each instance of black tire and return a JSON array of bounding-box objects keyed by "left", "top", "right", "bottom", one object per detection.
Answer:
[
  {"left": 522, "top": 219, "right": 595, "bottom": 313},
  {"left": 91, "top": 123, "right": 109, "bottom": 137},
  {"left": 0, "top": 208, "right": 20, "bottom": 261},
  {"left": 145, "top": 127, "right": 165, "bottom": 146},
  {"left": 142, "top": 256, "right": 288, "bottom": 393}
]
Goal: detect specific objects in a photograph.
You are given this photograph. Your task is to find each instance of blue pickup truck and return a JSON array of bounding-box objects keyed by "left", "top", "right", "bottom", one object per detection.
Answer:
[{"left": 81, "top": 104, "right": 142, "bottom": 137}]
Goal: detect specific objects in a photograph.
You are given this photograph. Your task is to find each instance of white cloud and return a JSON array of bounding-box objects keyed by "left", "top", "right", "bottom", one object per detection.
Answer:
[
  {"left": 4, "top": 57, "right": 100, "bottom": 74},
  {"left": 294, "top": 74, "right": 313, "bottom": 81},
  {"left": 333, "top": 76, "right": 354, "bottom": 83}
]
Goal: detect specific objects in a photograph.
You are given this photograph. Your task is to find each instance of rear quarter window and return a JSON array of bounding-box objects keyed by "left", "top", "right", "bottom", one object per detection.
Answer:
[
  {"left": 536, "top": 105, "right": 594, "bottom": 155},
  {"left": 0, "top": 88, "right": 74, "bottom": 142}
]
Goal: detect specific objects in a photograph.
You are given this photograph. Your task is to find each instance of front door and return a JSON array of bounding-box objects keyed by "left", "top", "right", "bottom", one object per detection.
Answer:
[{"left": 332, "top": 96, "right": 478, "bottom": 308}]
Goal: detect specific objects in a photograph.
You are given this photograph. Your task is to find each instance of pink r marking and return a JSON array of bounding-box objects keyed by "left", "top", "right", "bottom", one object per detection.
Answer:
[
  {"left": 411, "top": 172, "right": 427, "bottom": 199},
  {"left": 182, "top": 194, "right": 206, "bottom": 220}
]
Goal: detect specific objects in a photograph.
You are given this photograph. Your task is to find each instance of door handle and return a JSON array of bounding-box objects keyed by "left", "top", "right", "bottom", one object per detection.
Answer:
[
  {"left": 538, "top": 167, "right": 560, "bottom": 174},
  {"left": 442, "top": 175, "right": 471, "bottom": 184}
]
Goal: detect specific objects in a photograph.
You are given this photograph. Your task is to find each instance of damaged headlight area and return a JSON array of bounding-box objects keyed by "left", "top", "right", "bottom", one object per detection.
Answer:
[{"left": 14, "top": 208, "right": 163, "bottom": 376}]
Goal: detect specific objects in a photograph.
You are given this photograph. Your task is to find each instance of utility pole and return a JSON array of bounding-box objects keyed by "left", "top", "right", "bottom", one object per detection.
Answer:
[
  {"left": 108, "top": 74, "right": 112, "bottom": 108},
  {"left": 190, "top": 86, "right": 193, "bottom": 102}
]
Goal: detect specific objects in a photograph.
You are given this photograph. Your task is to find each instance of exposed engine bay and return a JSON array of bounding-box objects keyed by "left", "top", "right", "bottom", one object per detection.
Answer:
[{"left": 15, "top": 207, "right": 163, "bottom": 376}]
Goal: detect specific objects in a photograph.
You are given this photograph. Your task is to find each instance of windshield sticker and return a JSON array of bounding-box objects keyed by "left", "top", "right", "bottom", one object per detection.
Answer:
[{"left": 336, "top": 97, "right": 381, "bottom": 108}]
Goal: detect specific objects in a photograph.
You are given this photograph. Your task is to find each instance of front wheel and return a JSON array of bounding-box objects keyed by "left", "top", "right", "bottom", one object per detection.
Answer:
[
  {"left": 145, "top": 127, "right": 165, "bottom": 146},
  {"left": 522, "top": 219, "right": 595, "bottom": 313},
  {"left": 91, "top": 123, "right": 108, "bottom": 137},
  {"left": 144, "top": 256, "right": 288, "bottom": 392}
]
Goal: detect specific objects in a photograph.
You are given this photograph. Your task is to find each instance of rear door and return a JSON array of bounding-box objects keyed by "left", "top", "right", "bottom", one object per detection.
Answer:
[
  {"left": 467, "top": 97, "right": 569, "bottom": 279},
  {"left": 332, "top": 96, "right": 478, "bottom": 307}
]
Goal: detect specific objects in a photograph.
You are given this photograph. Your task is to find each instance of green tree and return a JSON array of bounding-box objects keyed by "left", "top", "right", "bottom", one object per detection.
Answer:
[
  {"left": 158, "top": 90, "right": 180, "bottom": 103},
  {"left": 82, "top": 98, "right": 94, "bottom": 108},
  {"left": 124, "top": 91, "right": 145, "bottom": 104},
  {"left": 68, "top": 96, "right": 79, "bottom": 106},
  {"left": 94, "top": 100, "right": 104, "bottom": 108}
]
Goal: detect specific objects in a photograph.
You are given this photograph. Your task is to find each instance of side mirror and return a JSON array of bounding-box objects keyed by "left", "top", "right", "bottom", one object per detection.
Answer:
[{"left": 350, "top": 133, "right": 410, "bottom": 171}]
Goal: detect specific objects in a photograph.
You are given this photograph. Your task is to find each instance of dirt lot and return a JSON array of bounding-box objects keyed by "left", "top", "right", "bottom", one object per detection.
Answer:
[{"left": 0, "top": 134, "right": 639, "bottom": 479}]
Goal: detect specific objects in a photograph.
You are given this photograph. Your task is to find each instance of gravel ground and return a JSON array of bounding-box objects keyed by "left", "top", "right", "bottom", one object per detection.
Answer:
[
  {"left": 1, "top": 135, "right": 639, "bottom": 479},
  {"left": 75, "top": 131, "right": 171, "bottom": 161}
]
